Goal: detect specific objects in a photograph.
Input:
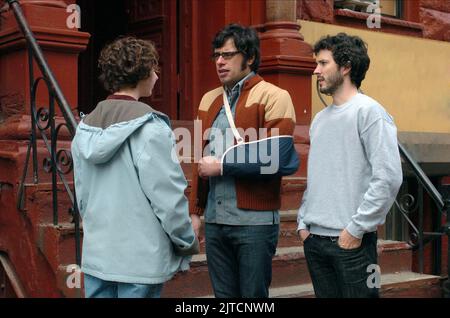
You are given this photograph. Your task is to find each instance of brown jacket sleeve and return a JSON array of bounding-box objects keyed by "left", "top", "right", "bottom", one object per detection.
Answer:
[{"left": 188, "top": 162, "right": 208, "bottom": 216}]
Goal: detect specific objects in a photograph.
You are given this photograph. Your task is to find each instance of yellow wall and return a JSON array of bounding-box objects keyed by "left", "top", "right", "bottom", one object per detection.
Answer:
[{"left": 298, "top": 20, "right": 450, "bottom": 133}]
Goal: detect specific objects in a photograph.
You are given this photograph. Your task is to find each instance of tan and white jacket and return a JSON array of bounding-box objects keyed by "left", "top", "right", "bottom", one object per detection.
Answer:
[{"left": 189, "top": 74, "right": 299, "bottom": 215}]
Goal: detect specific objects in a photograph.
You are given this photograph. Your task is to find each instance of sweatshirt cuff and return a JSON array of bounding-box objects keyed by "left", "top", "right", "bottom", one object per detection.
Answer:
[
  {"left": 346, "top": 221, "right": 365, "bottom": 239},
  {"left": 297, "top": 220, "right": 308, "bottom": 232},
  {"left": 174, "top": 236, "right": 200, "bottom": 256}
]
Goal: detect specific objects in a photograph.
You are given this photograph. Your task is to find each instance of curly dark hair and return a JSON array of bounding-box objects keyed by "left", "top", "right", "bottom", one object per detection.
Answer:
[
  {"left": 98, "top": 36, "right": 159, "bottom": 93},
  {"left": 212, "top": 23, "right": 260, "bottom": 73},
  {"left": 313, "top": 33, "right": 370, "bottom": 89}
]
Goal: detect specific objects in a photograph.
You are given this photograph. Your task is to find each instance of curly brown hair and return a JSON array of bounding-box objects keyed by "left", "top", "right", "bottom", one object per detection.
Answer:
[
  {"left": 98, "top": 36, "right": 159, "bottom": 93},
  {"left": 313, "top": 33, "right": 370, "bottom": 89}
]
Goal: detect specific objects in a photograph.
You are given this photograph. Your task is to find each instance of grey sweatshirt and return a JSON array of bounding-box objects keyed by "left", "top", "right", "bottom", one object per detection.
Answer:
[{"left": 297, "top": 93, "right": 403, "bottom": 239}]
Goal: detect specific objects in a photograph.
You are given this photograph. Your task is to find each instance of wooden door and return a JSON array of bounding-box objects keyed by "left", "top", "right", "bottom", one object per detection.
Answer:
[{"left": 126, "top": 0, "right": 180, "bottom": 119}]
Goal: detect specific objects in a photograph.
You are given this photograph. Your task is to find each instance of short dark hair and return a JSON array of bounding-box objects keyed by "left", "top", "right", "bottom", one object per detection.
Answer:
[
  {"left": 212, "top": 23, "right": 260, "bottom": 73},
  {"left": 98, "top": 36, "right": 159, "bottom": 93},
  {"left": 313, "top": 33, "right": 370, "bottom": 88}
]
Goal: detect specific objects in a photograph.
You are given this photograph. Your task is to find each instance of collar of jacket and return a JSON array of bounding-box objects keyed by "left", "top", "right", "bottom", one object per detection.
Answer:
[
  {"left": 241, "top": 73, "right": 263, "bottom": 92},
  {"left": 206, "top": 74, "right": 264, "bottom": 127},
  {"left": 107, "top": 94, "right": 138, "bottom": 101},
  {"left": 201, "top": 74, "right": 264, "bottom": 150}
]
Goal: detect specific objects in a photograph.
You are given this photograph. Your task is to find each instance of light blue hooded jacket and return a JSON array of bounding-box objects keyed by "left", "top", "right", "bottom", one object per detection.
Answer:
[{"left": 71, "top": 98, "right": 198, "bottom": 284}]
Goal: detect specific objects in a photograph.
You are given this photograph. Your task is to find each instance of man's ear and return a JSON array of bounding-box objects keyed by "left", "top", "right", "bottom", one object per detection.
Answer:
[
  {"left": 341, "top": 61, "right": 352, "bottom": 76},
  {"left": 247, "top": 56, "right": 255, "bottom": 67}
]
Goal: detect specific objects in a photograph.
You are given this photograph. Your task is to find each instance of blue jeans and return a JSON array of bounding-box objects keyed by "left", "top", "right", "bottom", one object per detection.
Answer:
[
  {"left": 303, "top": 231, "right": 379, "bottom": 298},
  {"left": 205, "top": 223, "right": 279, "bottom": 298},
  {"left": 84, "top": 274, "right": 164, "bottom": 298}
]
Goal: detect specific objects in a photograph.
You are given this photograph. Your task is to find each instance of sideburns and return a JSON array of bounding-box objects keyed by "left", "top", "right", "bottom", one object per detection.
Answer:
[{"left": 241, "top": 58, "right": 248, "bottom": 71}]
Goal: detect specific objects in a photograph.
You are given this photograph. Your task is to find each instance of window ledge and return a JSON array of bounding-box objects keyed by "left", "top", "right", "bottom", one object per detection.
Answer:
[{"left": 334, "top": 9, "right": 423, "bottom": 36}]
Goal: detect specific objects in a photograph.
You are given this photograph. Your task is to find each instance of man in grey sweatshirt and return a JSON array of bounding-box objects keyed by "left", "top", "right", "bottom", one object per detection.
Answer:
[{"left": 297, "top": 33, "right": 403, "bottom": 298}]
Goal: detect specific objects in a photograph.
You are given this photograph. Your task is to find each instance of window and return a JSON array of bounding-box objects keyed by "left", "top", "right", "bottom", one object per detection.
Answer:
[
  {"left": 334, "top": 0, "right": 402, "bottom": 19},
  {"left": 379, "top": 0, "right": 401, "bottom": 17}
]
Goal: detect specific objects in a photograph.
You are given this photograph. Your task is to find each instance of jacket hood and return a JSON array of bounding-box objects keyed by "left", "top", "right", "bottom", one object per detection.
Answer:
[{"left": 74, "top": 113, "right": 168, "bottom": 164}]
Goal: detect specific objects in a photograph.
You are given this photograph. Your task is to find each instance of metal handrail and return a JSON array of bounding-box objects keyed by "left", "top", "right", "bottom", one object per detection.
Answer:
[
  {"left": 398, "top": 142, "right": 445, "bottom": 210},
  {"left": 396, "top": 140, "right": 450, "bottom": 298},
  {"left": 6, "top": 0, "right": 77, "bottom": 135}
]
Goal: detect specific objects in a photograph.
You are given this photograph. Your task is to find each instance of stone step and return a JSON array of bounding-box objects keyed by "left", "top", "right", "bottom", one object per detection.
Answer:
[
  {"left": 268, "top": 272, "right": 442, "bottom": 298},
  {"left": 34, "top": 205, "right": 417, "bottom": 298},
  {"left": 35, "top": 214, "right": 412, "bottom": 291},
  {"left": 36, "top": 222, "right": 82, "bottom": 275},
  {"left": 22, "top": 183, "right": 76, "bottom": 227},
  {"left": 35, "top": 220, "right": 423, "bottom": 298},
  {"left": 162, "top": 240, "right": 414, "bottom": 298},
  {"left": 56, "top": 264, "right": 84, "bottom": 298}
]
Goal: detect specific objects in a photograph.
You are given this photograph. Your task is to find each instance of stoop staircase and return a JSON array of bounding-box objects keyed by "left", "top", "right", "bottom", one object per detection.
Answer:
[
  {"left": 1, "top": 0, "right": 448, "bottom": 299},
  {"left": 18, "top": 178, "right": 444, "bottom": 298}
]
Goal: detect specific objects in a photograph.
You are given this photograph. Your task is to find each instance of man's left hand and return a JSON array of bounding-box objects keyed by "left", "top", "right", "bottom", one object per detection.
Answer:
[
  {"left": 338, "top": 229, "right": 362, "bottom": 249},
  {"left": 198, "top": 156, "right": 221, "bottom": 178}
]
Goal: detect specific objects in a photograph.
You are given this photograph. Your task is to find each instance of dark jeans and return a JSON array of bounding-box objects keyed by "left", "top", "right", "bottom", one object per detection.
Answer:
[
  {"left": 303, "top": 231, "right": 379, "bottom": 298},
  {"left": 205, "top": 223, "right": 279, "bottom": 298}
]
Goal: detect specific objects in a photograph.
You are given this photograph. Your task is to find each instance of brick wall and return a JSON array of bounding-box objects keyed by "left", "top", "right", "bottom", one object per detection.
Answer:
[{"left": 420, "top": 0, "right": 450, "bottom": 41}]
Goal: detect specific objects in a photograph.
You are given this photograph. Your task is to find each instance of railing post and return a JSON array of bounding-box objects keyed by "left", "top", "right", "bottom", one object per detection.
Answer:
[
  {"left": 443, "top": 199, "right": 450, "bottom": 298},
  {"left": 418, "top": 182, "right": 424, "bottom": 273},
  {"left": 28, "top": 48, "right": 39, "bottom": 184}
]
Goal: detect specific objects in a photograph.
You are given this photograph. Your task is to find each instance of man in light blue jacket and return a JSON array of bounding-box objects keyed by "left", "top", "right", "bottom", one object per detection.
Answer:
[{"left": 72, "top": 36, "right": 198, "bottom": 298}]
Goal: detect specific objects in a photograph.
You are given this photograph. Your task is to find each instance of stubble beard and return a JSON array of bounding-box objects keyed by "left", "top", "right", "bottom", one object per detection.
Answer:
[{"left": 320, "top": 71, "right": 344, "bottom": 96}]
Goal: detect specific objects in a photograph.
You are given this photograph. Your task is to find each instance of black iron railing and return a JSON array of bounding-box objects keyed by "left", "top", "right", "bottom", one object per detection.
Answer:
[
  {"left": 7, "top": 0, "right": 81, "bottom": 266},
  {"left": 395, "top": 143, "right": 450, "bottom": 297}
]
